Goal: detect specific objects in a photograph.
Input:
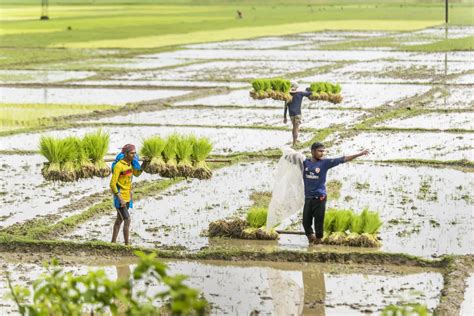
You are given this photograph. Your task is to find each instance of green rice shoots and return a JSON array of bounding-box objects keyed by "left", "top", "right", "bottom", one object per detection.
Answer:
[
  {"left": 82, "top": 129, "right": 110, "bottom": 177},
  {"left": 140, "top": 136, "right": 166, "bottom": 174},
  {"left": 192, "top": 137, "right": 213, "bottom": 180},
  {"left": 161, "top": 134, "right": 179, "bottom": 178},
  {"left": 246, "top": 207, "right": 268, "bottom": 228},
  {"left": 176, "top": 135, "right": 195, "bottom": 177}
]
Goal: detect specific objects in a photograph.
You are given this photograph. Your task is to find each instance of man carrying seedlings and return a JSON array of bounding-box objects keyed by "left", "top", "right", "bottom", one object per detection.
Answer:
[
  {"left": 110, "top": 144, "right": 149, "bottom": 245},
  {"left": 285, "top": 142, "right": 369, "bottom": 245},
  {"left": 283, "top": 81, "right": 312, "bottom": 147}
]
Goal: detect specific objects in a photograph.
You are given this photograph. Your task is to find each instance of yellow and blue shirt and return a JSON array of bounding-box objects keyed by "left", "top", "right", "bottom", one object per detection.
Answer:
[{"left": 110, "top": 159, "right": 143, "bottom": 205}]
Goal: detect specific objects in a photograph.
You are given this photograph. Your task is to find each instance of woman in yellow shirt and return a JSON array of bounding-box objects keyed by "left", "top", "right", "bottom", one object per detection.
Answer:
[{"left": 110, "top": 144, "right": 149, "bottom": 245}]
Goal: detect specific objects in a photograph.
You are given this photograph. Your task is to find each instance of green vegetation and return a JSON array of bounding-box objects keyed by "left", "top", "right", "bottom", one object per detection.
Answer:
[
  {"left": 192, "top": 137, "right": 213, "bottom": 180},
  {"left": 324, "top": 208, "right": 383, "bottom": 247},
  {"left": 250, "top": 78, "right": 292, "bottom": 102},
  {"left": 7, "top": 251, "right": 207, "bottom": 315},
  {"left": 0, "top": 104, "right": 114, "bottom": 132},
  {"left": 161, "top": 134, "right": 179, "bottom": 178},
  {"left": 39, "top": 129, "right": 110, "bottom": 182},
  {"left": 308, "top": 82, "right": 343, "bottom": 104},
  {"left": 382, "top": 302, "right": 429, "bottom": 316},
  {"left": 246, "top": 207, "right": 268, "bottom": 228},
  {"left": 140, "top": 136, "right": 166, "bottom": 174}
]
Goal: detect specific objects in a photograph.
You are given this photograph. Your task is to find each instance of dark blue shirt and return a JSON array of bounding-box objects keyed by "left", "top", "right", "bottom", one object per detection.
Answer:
[
  {"left": 285, "top": 91, "right": 311, "bottom": 117},
  {"left": 303, "top": 157, "right": 345, "bottom": 198}
]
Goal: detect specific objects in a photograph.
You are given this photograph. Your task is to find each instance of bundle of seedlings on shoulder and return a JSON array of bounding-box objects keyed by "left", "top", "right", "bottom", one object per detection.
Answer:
[
  {"left": 192, "top": 137, "right": 213, "bottom": 180},
  {"left": 270, "top": 78, "right": 292, "bottom": 102},
  {"left": 242, "top": 206, "right": 278, "bottom": 240},
  {"left": 250, "top": 79, "right": 270, "bottom": 99},
  {"left": 176, "top": 135, "right": 195, "bottom": 177},
  {"left": 76, "top": 137, "right": 95, "bottom": 179},
  {"left": 82, "top": 129, "right": 110, "bottom": 177},
  {"left": 327, "top": 209, "right": 352, "bottom": 245},
  {"left": 140, "top": 136, "right": 166, "bottom": 174},
  {"left": 308, "top": 81, "right": 343, "bottom": 104},
  {"left": 39, "top": 136, "right": 65, "bottom": 181},
  {"left": 59, "top": 137, "right": 79, "bottom": 182},
  {"left": 161, "top": 134, "right": 179, "bottom": 178}
]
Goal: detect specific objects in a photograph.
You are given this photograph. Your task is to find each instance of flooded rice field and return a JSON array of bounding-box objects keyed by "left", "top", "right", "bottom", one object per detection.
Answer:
[
  {"left": 0, "top": 255, "right": 443, "bottom": 315},
  {"left": 114, "top": 60, "right": 332, "bottom": 81},
  {"left": 0, "top": 70, "right": 95, "bottom": 84},
  {"left": 375, "top": 112, "right": 474, "bottom": 130},
  {"left": 64, "top": 161, "right": 275, "bottom": 249},
  {"left": 0, "top": 126, "right": 309, "bottom": 154},
  {"left": 331, "top": 131, "right": 473, "bottom": 161},
  {"left": 0, "top": 154, "right": 162, "bottom": 229},
  {"left": 174, "top": 84, "right": 430, "bottom": 109},
  {"left": 0, "top": 25, "right": 472, "bottom": 314},
  {"left": 0, "top": 87, "right": 190, "bottom": 106},
  {"left": 82, "top": 107, "right": 366, "bottom": 129}
]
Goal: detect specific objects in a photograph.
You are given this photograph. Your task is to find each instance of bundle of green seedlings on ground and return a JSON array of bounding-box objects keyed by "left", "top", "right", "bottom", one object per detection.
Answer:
[
  {"left": 76, "top": 137, "right": 95, "bottom": 179},
  {"left": 161, "top": 134, "right": 179, "bottom": 178},
  {"left": 327, "top": 209, "right": 352, "bottom": 245},
  {"left": 323, "top": 208, "right": 382, "bottom": 248},
  {"left": 59, "top": 136, "right": 80, "bottom": 182},
  {"left": 250, "top": 78, "right": 293, "bottom": 102},
  {"left": 242, "top": 206, "right": 278, "bottom": 240},
  {"left": 208, "top": 218, "right": 248, "bottom": 239},
  {"left": 192, "top": 137, "right": 213, "bottom": 180},
  {"left": 82, "top": 129, "right": 111, "bottom": 177},
  {"left": 140, "top": 136, "right": 166, "bottom": 174},
  {"left": 39, "top": 136, "right": 68, "bottom": 181},
  {"left": 176, "top": 135, "right": 195, "bottom": 177},
  {"left": 308, "top": 82, "right": 343, "bottom": 104}
]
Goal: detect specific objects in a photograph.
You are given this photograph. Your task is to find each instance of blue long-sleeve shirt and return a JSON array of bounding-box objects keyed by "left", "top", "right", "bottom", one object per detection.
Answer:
[{"left": 284, "top": 91, "right": 312, "bottom": 117}]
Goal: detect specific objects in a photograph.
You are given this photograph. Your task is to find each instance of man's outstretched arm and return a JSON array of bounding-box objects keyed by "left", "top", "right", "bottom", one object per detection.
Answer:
[{"left": 344, "top": 149, "right": 369, "bottom": 162}]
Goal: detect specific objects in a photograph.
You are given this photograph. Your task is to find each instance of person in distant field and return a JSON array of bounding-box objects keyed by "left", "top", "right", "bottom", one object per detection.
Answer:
[
  {"left": 110, "top": 144, "right": 149, "bottom": 245},
  {"left": 285, "top": 142, "right": 369, "bottom": 245},
  {"left": 283, "top": 81, "right": 312, "bottom": 147}
]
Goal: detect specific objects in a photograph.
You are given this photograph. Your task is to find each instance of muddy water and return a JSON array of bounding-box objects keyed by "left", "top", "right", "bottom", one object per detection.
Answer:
[
  {"left": 70, "top": 79, "right": 248, "bottom": 88},
  {"left": 376, "top": 112, "right": 474, "bottom": 130},
  {"left": 330, "top": 131, "right": 473, "bottom": 161},
  {"left": 0, "top": 255, "right": 443, "bottom": 315},
  {"left": 0, "top": 126, "right": 310, "bottom": 154},
  {"left": 143, "top": 47, "right": 472, "bottom": 63},
  {"left": 0, "top": 70, "right": 95, "bottom": 84},
  {"left": 64, "top": 161, "right": 275, "bottom": 249},
  {"left": 174, "top": 84, "right": 430, "bottom": 109},
  {"left": 184, "top": 37, "right": 309, "bottom": 50},
  {"left": 460, "top": 273, "right": 474, "bottom": 316},
  {"left": 113, "top": 60, "right": 332, "bottom": 81},
  {"left": 81, "top": 107, "right": 366, "bottom": 129},
  {"left": 0, "top": 154, "right": 162, "bottom": 229},
  {"left": 301, "top": 60, "right": 473, "bottom": 84},
  {"left": 0, "top": 87, "right": 190, "bottom": 106},
  {"left": 452, "top": 73, "right": 474, "bottom": 85},
  {"left": 34, "top": 57, "right": 189, "bottom": 70},
  {"left": 425, "top": 87, "right": 474, "bottom": 110},
  {"left": 326, "top": 163, "right": 473, "bottom": 257}
]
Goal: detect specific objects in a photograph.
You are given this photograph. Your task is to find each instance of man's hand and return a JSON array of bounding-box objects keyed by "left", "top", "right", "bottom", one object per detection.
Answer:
[
  {"left": 359, "top": 149, "right": 369, "bottom": 156},
  {"left": 283, "top": 117, "right": 288, "bottom": 124},
  {"left": 119, "top": 196, "right": 126, "bottom": 208}
]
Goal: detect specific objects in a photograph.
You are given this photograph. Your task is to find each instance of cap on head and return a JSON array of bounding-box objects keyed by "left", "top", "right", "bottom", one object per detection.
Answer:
[
  {"left": 311, "top": 142, "right": 324, "bottom": 151},
  {"left": 290, "top": 81, "right": 299, "bottom": 89},
  {"left": 121, "top": 144, "right": 136, "bottom": 154}
]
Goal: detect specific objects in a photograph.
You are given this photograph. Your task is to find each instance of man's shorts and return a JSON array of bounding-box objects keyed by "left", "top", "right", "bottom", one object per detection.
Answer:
[
  {"left": 117, "top": 202, "right": 130, "bottom": 220},
  {"left": 290, "top": 115, "right": 302, "bottom": 125}
]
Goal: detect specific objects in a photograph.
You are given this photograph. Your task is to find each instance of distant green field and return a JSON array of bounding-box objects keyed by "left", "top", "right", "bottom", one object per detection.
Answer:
[{"left": 0, "top": 1, "right": 472, "bottom": 65}]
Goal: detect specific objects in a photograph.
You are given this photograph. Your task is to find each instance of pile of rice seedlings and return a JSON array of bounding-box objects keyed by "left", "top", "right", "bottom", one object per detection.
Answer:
[
  {"left": 39, "top": 129, "right": 110, "bottom": 182},
  {"left": 250, "top": 78, "right": 292, "bottom": 102},
  {"left": 207, "top": 207, "right": 278, "bottom": 240},
  {"left": 308, "top": 82, "right": 343, "bottom": 104},
  {"left": 140, "top": 136, "right": 166, "bottom": 174},
  {"left": 323, "top": 208, "right": 382, "bottom": 248},
  {"left": 141, "top": 134, "right": 213, "bottom": 179}
]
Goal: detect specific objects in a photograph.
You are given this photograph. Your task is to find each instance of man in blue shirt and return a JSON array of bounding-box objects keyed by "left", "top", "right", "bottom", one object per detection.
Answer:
[
  {"left": 286, "top": 142, "right": 369, "bottom": 245},
  {"left": 283, "top": 81, "right": 311, "bottom": 147}
]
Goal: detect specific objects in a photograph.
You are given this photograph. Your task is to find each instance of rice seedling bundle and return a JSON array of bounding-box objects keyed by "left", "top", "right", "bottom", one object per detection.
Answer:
[
  {"left": 59, "top": 137, "right": 79, "bottom": 182},
  {"left": 208, "top": 218, "right": 248, "bottom": 238},
  {"left": 327, "top": 210, "right": 352, "bottom": 245},
  {"left": 250, "top": 78, "right": 293, "bottom": 102},
  {"left": 82, "top": 129, "right": 110, "bottom": 177},
  {"left": 308, "top": 82, "right": 343, "bottom": 104},
  {"left": 39, "top": 136, "right": 64, "bottom": 181},
  {"left": 161, "top": 134, "right": 180, "bottom": 178},
  {"left": 140, "top": 136, "right": 166, "bottom": 174},
  {"left": 176, "top": 135, "right": 195, "bottom": 177},
  {"left": 192, "top": 137, "right": 213, "bottom": 180},
  {"left": 77, "top": 137, "right": 95, "bottom": 179},
  {"left": 246, "top": 207, "right": 268, "bottom": 228},
  {"left": 241, "top": 227, "right": 278, "bottom": 240}
]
